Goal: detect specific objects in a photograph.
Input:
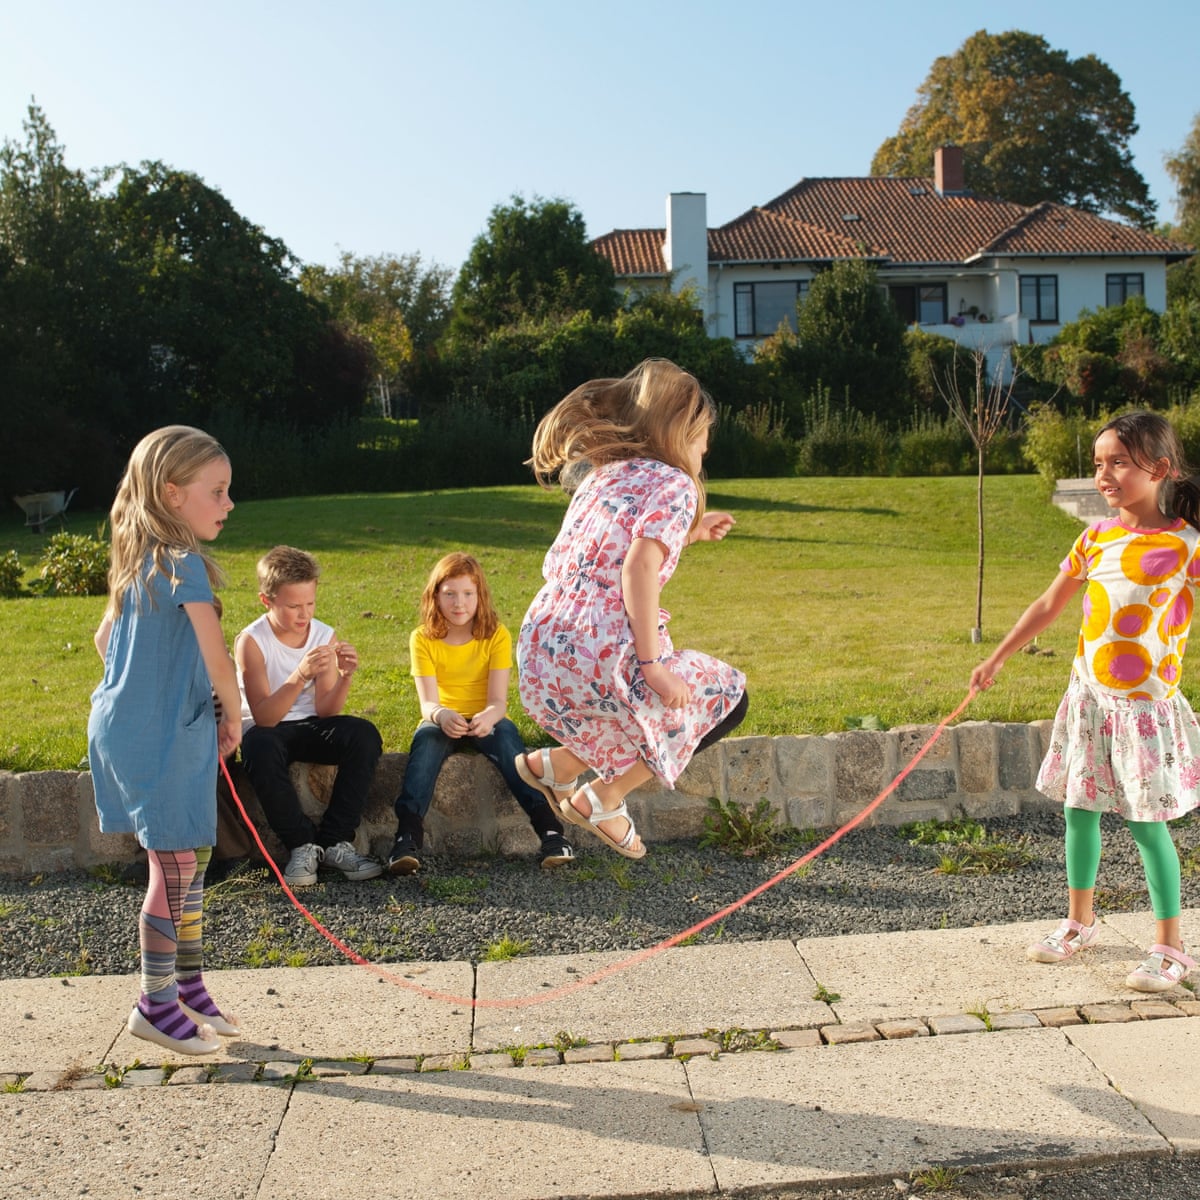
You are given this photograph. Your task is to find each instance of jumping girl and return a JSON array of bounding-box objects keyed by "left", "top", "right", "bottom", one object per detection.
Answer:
[
  {"left": 89, "top": 426, "right": 242, "bottom": 1053},
  {"left": 971, "top": 410, "right": 1199, "bottom": 992},
  {"left": 515, "top": 358, "right": 748, "bottom": 859}
]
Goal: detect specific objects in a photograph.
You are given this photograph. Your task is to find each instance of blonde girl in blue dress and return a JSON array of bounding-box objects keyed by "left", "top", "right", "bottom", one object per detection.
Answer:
[
  {"left": 971, "top": 411, "right": 1200, "bottom": 993},
  {"left": 89, "top": 426, "right": 242, "bottom": 1054}
]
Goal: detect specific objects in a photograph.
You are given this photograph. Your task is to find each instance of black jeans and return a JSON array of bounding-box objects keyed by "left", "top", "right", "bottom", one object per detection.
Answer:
[{"left": 240, "top": 715, "right": 382, "bottom": 850}]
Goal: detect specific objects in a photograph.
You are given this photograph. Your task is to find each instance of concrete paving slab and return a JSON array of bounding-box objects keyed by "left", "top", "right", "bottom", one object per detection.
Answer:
[
  {"left": 685, "top": 1025, "right": 1167, "bottom": 1193},
  {"left": 258, "top": 1060, "right": 714, "bottom": 1200},
  {"left": 103, "top": 963, "right": 476, "bottom": 1067},
  {"left": 0, "top": 1082, "right": 288, "bottom": 1199},
  {"left": 797, "top": 919, "right": 1145, "bottom": 1025},
  {"left": 1066, "top": 1017, "right": 1200, "bottom": 1152},
  {"left": 0, "top": 975, "right": 135, "bottom": 1073},
  {"left": 472, "top": 940, "right": 825, "bottom": 1050}
]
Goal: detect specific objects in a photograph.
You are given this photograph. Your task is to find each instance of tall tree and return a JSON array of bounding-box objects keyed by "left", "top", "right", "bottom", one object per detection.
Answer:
[
  {"left": 1165, "top": 112, "right": 1200, "bottom": 242},
  {"left": 871, "top": 30, "right": 1154, "bottom": 226},
  {"left": 446, "top": 194, "right": 616, "bottom": 343},
  {"left": 300, "top": 251, "right": 453, "bottom": 413}
]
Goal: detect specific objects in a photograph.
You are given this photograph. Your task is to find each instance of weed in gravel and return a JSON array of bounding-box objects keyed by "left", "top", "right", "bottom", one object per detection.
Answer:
[
  {"left": 422, "top": 875, "right": 486, "bottom": 905},
  {"left": 932, "top": 836, "right": 1035, "bottom": 876},
  {"left": 812, "top": 982, "right": 841, "bottom": 1004},
  {"left": 965, "top": 1002, "right": 994, "bottom": 1030},
  {"left": 2, "top": 1079, "right": 24, "bottom": 1093},
  {"left": 901, "top": 818, "right": 986, "bottom": 845},
  {"left": 1095, "top": 884, "right": 1149, "bottom": 909},
  {"left": 700, "top": 797, "right": 786, "bottom": 857},
  {"left": 910, "top": 1163, "right": 966, "bottom": 1191},
  {"left": 482, "top": 934, "right": 531, "bottom": 961},
  {"left": 86, "top": 863, "right": 130, "bottom": 887},
  {"left": 0, "top": 899, "right": 22, "bottom": 919}
]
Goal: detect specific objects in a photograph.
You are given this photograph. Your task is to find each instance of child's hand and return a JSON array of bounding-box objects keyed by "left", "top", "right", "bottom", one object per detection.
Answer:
[
  {"left": 467, "top": 708, "right": 499, "bottom": 738},
  {"left": 296, "top": 643, "right": 335, "bottom": 683},
  {"left": 969, "top": 657, "right": 1003, "bottom": 693},
  {"left": 333, "top": 641, "right": 359, "bottom": 678},
  {"left": 643, "top": 661, "right": 690, "bottom": 708},
  {"left": 690, "top": 511, "right": 735, "bottom": 544},
  {"left": 436, "top": 707, "right": 469, "bottom": 738},
  {"left": 217, "top": 715, "right": 242, "bottom": 759}
]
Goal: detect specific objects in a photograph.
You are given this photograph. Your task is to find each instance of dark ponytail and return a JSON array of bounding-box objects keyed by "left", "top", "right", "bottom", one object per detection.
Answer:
[{"left": 1170, "top": 476, "right": 1200, "bottom": 532}]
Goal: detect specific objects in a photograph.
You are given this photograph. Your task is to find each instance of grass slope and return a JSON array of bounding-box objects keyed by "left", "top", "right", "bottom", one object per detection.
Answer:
[{"left": 0, "top": 475, "right": 1119, "bottom": 773}]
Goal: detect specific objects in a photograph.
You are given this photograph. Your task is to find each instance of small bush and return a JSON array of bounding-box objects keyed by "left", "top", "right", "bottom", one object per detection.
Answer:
[
  {"left": 36, "top": 531, "right": 109, "bottom": 597},
  {"left": 894, "top": 412, "right": 971, "bottom": 476},
  {"left": 794, "top": 389, "right": 891, "bottom": 477},
  {"left": 1020, "top": 402, "right": 1098, "bottom": 491},
  {"left": 0, "top": 550, "right": 23, "bottom": 598},
  {"left": 700, "top": 797, "right": 784, "bottom": 857}
]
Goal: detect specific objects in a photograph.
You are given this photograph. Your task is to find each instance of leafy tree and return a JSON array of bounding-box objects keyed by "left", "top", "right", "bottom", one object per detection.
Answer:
[
  {"left": 300, "top": 251, "right": 453, "bottom": 414},
  {"left": 446, "top": 194, "right": 616, "bottom": 343},
  {"left": 1166, "top": 111, "right": 1200, "bottom": 244},
  {"left": 757, "top": 261, "right": 908, "bottom": 427},
  {"left": 871, "top": 30, "right": 1154, "bottom": 226}
]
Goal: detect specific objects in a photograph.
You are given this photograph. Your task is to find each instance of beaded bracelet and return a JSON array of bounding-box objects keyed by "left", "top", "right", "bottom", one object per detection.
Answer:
[{"left": 636, "top": 654, "right": 664, "bottom": 666}]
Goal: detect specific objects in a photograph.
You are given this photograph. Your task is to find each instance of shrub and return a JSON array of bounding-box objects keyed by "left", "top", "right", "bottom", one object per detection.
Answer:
[
  {"left": 706, "top": 403, "right": 796, "bottom": 478},
  {"left": 894, "top": 412, "right": 971, "bottom": 476},
  {"left": 0, "top": 550, "right": 23, "bottom": 598},
  {"left": 1020, "top": 403, "right": 1099, "bottom": 492},
  {"left": 794, "top": 388, "right": 891, "bottom": 476},
  {"left": 36, "top": 531, "right": 109, "bottom": 597}
]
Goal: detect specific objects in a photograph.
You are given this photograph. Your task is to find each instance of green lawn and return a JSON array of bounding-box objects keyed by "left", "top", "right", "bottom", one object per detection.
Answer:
[{"left": 0, "top": 475, "right": 1120, "bottom": 773}]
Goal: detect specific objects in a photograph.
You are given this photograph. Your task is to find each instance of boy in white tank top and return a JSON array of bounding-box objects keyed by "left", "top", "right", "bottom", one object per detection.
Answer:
[{"left": 235, "top": 546, "right": 383, "bottom": 887}]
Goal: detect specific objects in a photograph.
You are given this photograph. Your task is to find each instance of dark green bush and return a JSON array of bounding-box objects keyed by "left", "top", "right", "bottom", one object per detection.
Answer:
[
  {"left": 794, "top": 389, "right": 891, "bottom": 476},
  {"left": 706, "top": 403, "right": 795, "bottom": 478}
]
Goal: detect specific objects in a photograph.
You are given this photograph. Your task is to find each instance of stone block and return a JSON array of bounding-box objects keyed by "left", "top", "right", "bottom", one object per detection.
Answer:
[
  {"left": 367, "top": 753, "right": 404, "bottom": 813},
  {"left": 1080, "top": 1003, "right": 1139, "bottom": 1024},
  {"left": 895, "top": 725, "right": 952, "bottom": 766},
  {"left": 675, "top": 743, "right": 722, "bottom": 798},
  {"left": 430, "top": 754, "right": 483, "bottom": 826},
  {"left": 563, "top": 1044, "right": 615, "bottom": 1064},
  {"left": 615, "top": 1041, "right": 668, "bottom": 1061},
  {"left": 672, "top": 1037, "right": 720, "bottom": 1057},
  {"left": 1130, "top": 1000, "right": 1186, "bottom": 1020},
  {"left": 987, "top": 1011, "right": 1041, "bottom": 1031},
  {"left": 876, "top": 1019, "right": 929, "bottom": 1039},
  {"left": 833, "top": 731, "right": 888, "bottom": 809},
  {"left": 821, "top": 1024, "right": 878, "bottom": 1045},
  {"left": 0, "top": 770, "right": 13, "bottom": 842},
  {"left": 295, "top": 763, "right": 337, "bottom": 813},
  {"left": 1036, "top": 1007, "right": 1083, "bottom": 1027},
  {"left": 644, "top": 797, "right": 709, "bottom": 842},
  {"left": 998, "top": 724, "right": 1036, "bottom": 790},
  {"left": 724, "top": 736, "right": 776, "bottom": 805},
  {"left": 470, "top": 1052, "right": 517, "bottom": 1069},
  {"left": 20, "top": 770, "right": 82, "bottom": 844},
  {"left": 895, "top": 768, "right": 956, "bottom": 804},
  {"left": 776, "top": 736, "right": 833, "bottom": 817},
  {"left": 927, "top": 1014, "right": 987, "bottom": 1036},
  {"left": 956, "top": 723, "right": 996, "bottom": 794},
  {"left": 784, "top": 793, "right": 833, "bottom": 832},
  {"left": 523, "top": 1048, "right": 560, "bottom": 1067},
  {"left": 958, "top": 792, "right": 1022, "bottom": 820},
  {"left": 770, "top": 1028, "right": 822, "bottom": 1049},
  {"left": 495, "top": 823, "right": 539, "bottom": 857},
  {"left": 25, "top": 846, "right": 75, "bottom": 874}
]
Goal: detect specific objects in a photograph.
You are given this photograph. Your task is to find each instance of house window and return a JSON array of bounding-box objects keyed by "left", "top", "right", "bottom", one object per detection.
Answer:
[
  {"left": 734, "top": 280, "right": 809, "bottom": 337},
  {"left": 888, "top": 284, "right": 946, "bottom": 325},
  {"left": 1106, "top": 273, "right": 1144, "bottom": 306},
  {"left": 1020, "top": 275, "right": 1059, "bottom": 322}
]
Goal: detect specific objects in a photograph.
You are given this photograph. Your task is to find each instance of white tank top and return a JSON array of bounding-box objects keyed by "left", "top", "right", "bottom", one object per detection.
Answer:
[{"left": 238, "top": 613, "right": 334, "bottom": 730}]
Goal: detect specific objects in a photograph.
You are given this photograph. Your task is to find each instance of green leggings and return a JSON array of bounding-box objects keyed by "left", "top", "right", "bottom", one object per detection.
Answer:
[{"left": 1064, "top": 806, "right": 1181, "bottom": 920}]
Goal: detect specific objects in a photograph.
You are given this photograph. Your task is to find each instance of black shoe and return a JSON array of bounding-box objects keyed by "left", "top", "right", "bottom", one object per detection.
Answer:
[
  {"left": 539, "top": 833, "right": 575, "bottom": 869},
  {"left": 386, "top": 834, "right": 421, "bottom": 875}
]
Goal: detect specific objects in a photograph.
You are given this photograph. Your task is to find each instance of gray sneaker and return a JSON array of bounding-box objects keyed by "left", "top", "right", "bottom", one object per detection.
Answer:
[
  {"left": 283, "top": 842, "right": 323, "bottom": 887},
  {"left": 321, "top": 840, "right": 382, "bottom": 881}
]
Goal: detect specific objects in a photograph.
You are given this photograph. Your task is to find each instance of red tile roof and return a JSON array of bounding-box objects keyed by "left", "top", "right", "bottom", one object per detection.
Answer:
[{"left": 593, "top": 176, "right": 1194, "bottom": 274}]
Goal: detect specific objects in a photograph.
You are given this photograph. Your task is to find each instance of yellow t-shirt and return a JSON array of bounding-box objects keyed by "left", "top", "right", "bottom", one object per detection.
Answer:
[{"left": 410, "top": 624, "right": 512, "bottom": 716}]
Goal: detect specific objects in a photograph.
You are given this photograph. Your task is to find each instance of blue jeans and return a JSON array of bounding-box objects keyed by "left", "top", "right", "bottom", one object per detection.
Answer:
[{"left": 393, "top": 717, "right": 563, "bottom": 846}]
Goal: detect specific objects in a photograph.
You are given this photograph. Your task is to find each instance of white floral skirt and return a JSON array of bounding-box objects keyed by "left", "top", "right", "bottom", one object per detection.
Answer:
[{"left": 1037, "top": 673, "right": 1200, "bottom": 821}]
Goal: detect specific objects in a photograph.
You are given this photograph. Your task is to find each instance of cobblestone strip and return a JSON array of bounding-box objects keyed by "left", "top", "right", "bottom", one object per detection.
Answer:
[{"left": 5, "top": 999, "right": 1197, "bottom": 1093}]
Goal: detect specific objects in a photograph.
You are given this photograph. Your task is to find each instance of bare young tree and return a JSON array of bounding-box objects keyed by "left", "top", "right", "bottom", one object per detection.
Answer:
[{"left": 934, "top": 346, "right": 1022, "bottom": 643}]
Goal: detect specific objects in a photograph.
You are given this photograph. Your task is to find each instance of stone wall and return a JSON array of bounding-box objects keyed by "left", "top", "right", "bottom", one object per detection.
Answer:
[{"left": 0, "top": 721, "right": 1056, "bottom": 876}]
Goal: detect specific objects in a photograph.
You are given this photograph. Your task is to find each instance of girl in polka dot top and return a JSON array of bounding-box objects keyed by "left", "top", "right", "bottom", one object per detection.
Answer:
[{"left": 971, "top": 411, "right": 1200, "bottom": 994}]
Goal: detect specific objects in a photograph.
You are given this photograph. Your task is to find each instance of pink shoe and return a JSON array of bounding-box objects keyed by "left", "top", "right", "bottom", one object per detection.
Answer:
[
  {"left": 1126, "top": 944, "right": 1195, "bottom": 993},
  {"left": 1027, "top": 916, "right": 1100, "bottom": 963}
]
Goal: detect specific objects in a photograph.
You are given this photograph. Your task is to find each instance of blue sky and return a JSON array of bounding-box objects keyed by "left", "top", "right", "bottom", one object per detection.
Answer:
[{"left": 2, "top": 1, "right": 1196, "bottom": 274}]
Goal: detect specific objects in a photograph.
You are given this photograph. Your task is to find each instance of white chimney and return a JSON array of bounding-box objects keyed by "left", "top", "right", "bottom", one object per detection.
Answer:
[{"left": 664, "top": 193, "right": 708, "bottom": 297}]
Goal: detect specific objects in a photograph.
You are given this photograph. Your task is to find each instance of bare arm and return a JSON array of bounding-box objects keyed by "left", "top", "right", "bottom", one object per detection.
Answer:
[
  {"left": 969, "top": 572, "right": 1082, "bottom": 692},
  {"left": 93, "top": 611, "right": 114, "bottom": 661},
  {"left": 184, "top": 602, "right": 242, "bottom": 758},
  {"left": 468, "top": 667, "right": 509, "bottom": 738},
  {"left": 688, "top": 511, "right": 735, "bottom": 544},
  {"left": 235, "top": 632, "right": 330, "bottom": 728},
  {"left": 622, "top": 535, "right": 689, "bottom": 709}
]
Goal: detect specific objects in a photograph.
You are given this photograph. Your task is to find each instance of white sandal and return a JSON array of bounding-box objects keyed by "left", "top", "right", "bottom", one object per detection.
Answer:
[
  {"left": 557, "top": 781, "right": 646, "bottom": 860},
  {"left": 515, "top": 748, "right": 578, "bottom": 806}
]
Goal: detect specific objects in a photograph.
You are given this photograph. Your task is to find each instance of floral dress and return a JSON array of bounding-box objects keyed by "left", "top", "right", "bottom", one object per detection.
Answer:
[
  {"left": 1037, "top": 517, "right": 1200, "bottom": 821},
  {"left": 518, "top": 458, "right": 745, "bottom": 786}
]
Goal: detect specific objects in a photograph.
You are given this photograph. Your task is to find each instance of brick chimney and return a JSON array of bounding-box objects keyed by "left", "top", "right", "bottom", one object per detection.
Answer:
[{"left": 934, "top": 145, "right": 965, "bottom": 196}]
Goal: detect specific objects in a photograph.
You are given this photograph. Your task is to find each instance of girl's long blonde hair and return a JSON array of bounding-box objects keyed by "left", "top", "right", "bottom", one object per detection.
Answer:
[
  {"left": 419, "top": 552, "right": 499, "bottom": 641},
  {"left": 527, "top": 358, "right": 716, "bottom": 529},
  {"left": 106, "top": 425, "right": 228, "bottom": 615}
]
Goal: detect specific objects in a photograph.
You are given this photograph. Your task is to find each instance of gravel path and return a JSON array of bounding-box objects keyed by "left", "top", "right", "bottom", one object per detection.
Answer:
[{"left": 1, "top": 811, "right": 1197, "bottom": 979}]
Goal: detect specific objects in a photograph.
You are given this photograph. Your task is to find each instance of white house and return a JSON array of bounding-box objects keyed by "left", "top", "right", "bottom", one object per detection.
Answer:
[{"left": 591, "top": 147, "right": 1194, "bottom": 357}]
